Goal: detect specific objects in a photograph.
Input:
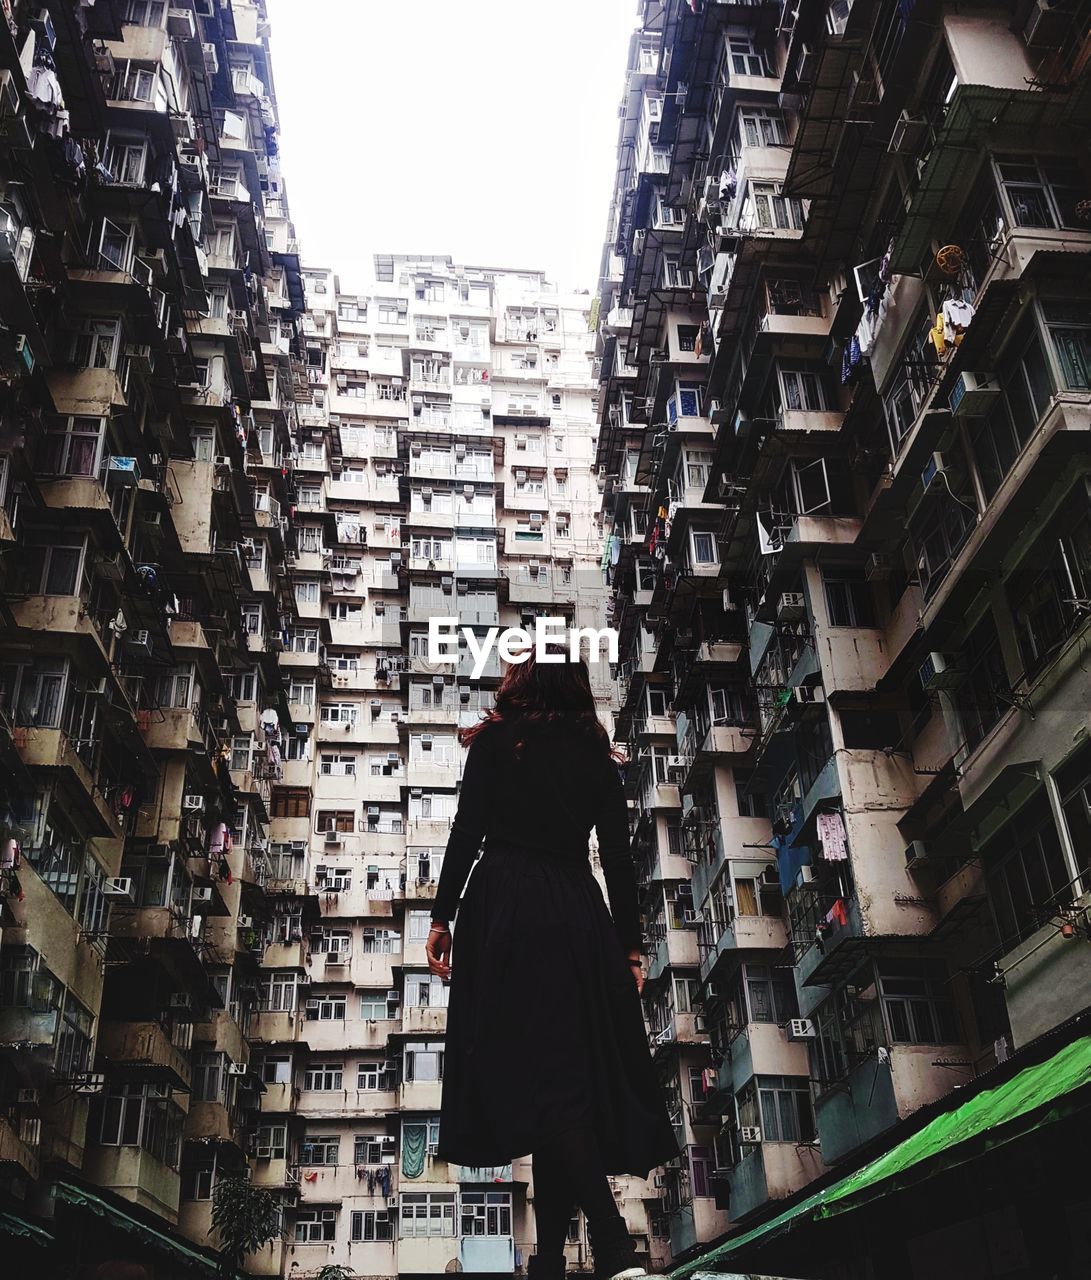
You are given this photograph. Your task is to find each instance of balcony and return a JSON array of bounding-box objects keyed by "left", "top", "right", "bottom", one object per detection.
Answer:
[{"left": 96, "top": 1020, "right": 191, "bottom": 1091}]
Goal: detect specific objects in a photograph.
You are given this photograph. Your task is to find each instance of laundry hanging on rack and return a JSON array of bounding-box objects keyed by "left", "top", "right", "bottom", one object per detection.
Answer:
[
  {"left": 840, "top": 335, "right": 863, "bottom": 385},
  {"left": 816, "top": 811, "right": 848, "bottom": 861},
  {"left": 941, "top": 296, "right": 975, "bottom": 344}
]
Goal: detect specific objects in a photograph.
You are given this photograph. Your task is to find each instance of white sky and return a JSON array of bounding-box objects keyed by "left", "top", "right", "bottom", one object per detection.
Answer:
[{"left": 264, "top": 0, "right": 638, "bottom": 292}]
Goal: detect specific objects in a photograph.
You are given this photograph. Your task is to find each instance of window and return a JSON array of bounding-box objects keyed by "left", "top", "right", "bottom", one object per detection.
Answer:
[
  {"left": 984, "top": 792, "right": 1073, "bottom": 946},
  {"left": 1044, "top": 299, "right": 1091, "bottom": 390},
  {"left": 745, "top": 965, "right": 797, "bottom": 1023},
  {"left": 967, "top": 314, "right": 1053, "bottom": 501},
  {"left": 755, "top": 1076, "right": 815, "bottom": 1142},
  {"left": 404, "top": 1040, "right": 444, "bottom": 1082},
  {"left": 995, "top": 156, "right": 1083, "bottom": 230},
  {"left": 749, "top": 182, "right": 804, "bottom": 231},
  {"left": 953, "top": 613, "right": 1009, "bottom": 751},
  {"left": 1006, "top": 490, "right": 1091, "bottom": 678},
  {"left": 357, "top": 1060, "right": 397, "bottom": 1090},
  {"left": 255, "top": 1123, "right": 287, "bottom": 1159},
  {"left": 351, "top": 1209, "right": 394, "bottom": 1242},
  {"left": 738, "top": 106, "right": 786, "bottom": 147},
  {"left": 729, "top": 35, "right": 770, "bottom": 76},
  {"left": 690, "top": 530, "right": 718, "bottom": 565},
  {"left": 124, "top": 1, "right": 166, "bottom": 26},
  {"left": 677, "top": 324, "right": 700, "bottom": 353},
  {"left": 878, "top": 962, "right": 960, "bottom": 1044},
  {"left": 40, "top": 416, "right": 106, "bottom": 478},
  {"left": 316, "top": 809, "right": 354, "bottom": 833},
  {"left": 400, "top": 1192, "right": 456, "bottom": 1238},
  {"left": 304, "top": 1062, "right": 344, "bottom": 1091},
  {"left": 256, "top": 1055, "right": 291, "bottom": 1084},
  {"left": 261, "top": 972, "right": 297, "bottom": 1012},
  {"left": 300, "top": 1134, "right": 340, "bottom": 1165},
  {"left": 823, "top": 568, "right": 876, "bottom": 627},
  {"left": 271, "top": 787, "right": 310, "bottom": 819},
  {"left": 304, "top": 995, "right": 346, "bottom": 1023},
  {"left": 883, "top": 307, "right": 940, "bottom": 451},
  {"left": 295, "top": 1209, "right": 337, "bottom": 1242},
  {"left": 360, "top": 989, "right": 400, "bottom": 1020},
  {"left": 92, "top": 1082, "right": 183, "bottom": 1168},
  {"left": 461, "top": 1191, "right": 512, "bottom": 1236}
]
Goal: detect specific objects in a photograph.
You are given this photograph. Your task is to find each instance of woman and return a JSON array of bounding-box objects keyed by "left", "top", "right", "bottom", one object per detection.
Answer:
[{"left": 425, "top": 651, "right": 680, "bottom": 1280}]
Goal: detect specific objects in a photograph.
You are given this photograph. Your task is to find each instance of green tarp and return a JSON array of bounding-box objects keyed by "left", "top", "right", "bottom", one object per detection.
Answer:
[
  {"left": 53, "top": 1181, "right": 222, "bottom": 1277},
  {"left": 670, "top": 1034, "right": 1091, "bottom": 1278},
  {"left": 0, "top": 1209, "right": 55, "bottom": 1248}
]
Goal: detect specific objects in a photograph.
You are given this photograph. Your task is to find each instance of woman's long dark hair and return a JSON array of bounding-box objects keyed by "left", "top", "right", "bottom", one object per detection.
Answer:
[{"left": 460, "top": 650, "right": 621, "bottom": 759}]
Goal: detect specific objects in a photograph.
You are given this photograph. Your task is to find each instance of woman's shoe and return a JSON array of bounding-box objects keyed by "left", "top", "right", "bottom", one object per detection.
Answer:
[
  {"left": 588, "top": 1215, "right": 647, "bottom": 1280},
  {"left": 527, "top": 1251, "right": 567, "bottom": 1280}
]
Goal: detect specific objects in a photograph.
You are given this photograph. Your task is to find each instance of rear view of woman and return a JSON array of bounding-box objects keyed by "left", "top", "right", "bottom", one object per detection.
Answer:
[{"left": 425, "top": 652, "right": 680, "bottom": 1280}]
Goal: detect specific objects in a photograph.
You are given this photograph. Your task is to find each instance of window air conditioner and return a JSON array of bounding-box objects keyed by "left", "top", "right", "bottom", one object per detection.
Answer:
[
  {"left": 255, "top": 1146, "right": 273, "bottom": 1159},
  {"left": 788, "top": 1018, "right": 816, "bottom": 1041},
  {"left": 792, "top": 685, "right": 825, "bottom": 706},
  {"left": 865, "top": 552, "right": 893, "bottom": 581},
  {"left": 367, "top": 805, "right": 380, "bottom": 816},
  {"left": 226, "top": 1062, "right": 249, "bottom": 1076},
  {"left": 103, "top": 877, "right": 134, "bottom": 899},
  {"left": 183, "top": 794, "right": 205, "bottom": 811},
  {"left": 387, "top": 1196, "right": 398, "bottom": 1208},
  {"left": 887, "top": 110, "right": 929, "bottom": 155},
  {"left": 905, "top": 839, "right": 931, "bottom": 869},
  {"left": 918, "top": 651, "right": 967, "bottom": 692},
  {"left": 776, "top": 592, "right": 806, "bottom": 621},
  {"left": 237, "top": 915, "right": 254, "bottom": 929},
  {"left": 740, "top": 1126, "right": 763, "bottom": 1145},
  {"left": 192, "top": 887, "right": 213, "bottom": 904},
  {"left": 948, "top": 372, "right": 1000, "bottom": 418}
]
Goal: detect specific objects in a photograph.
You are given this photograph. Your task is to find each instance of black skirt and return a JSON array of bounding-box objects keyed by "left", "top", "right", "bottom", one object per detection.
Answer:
[{"left": 436, "top": 841, "right": 681, "bottom": 1177}]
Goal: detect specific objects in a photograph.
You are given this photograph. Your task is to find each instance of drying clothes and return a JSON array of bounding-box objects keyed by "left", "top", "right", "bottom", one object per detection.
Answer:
[
  {"left": 718, "top": 168, "right": 736, "bottom": 201},
  {"left": 840, "top": 335, "right": 862, "bottom": 385},
  {"left": 878, "top": 237, "right": 895, "bottom": 284},
  {"left": 1, "top": 838, "right": 19, "bottom": 870},
  {"left": 825, "top": 898, "right": 849, "bottom": 927},
  {"left": 816, "top": 811, "right": 848, "bottom": 862},
  {"left": 208, "top": 822, "right": 227, "bottom": 854},
  {"left": 942, "top": 297, "right": 975, "bottom": 343},
  {"left": 865, "top": 279, "right": 886, "bottom": 318}
]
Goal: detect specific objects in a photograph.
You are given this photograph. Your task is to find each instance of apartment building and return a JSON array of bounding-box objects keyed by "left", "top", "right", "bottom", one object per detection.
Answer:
[
  {"left": 0, "top": 0, "right": 303, "bottom": 1272},
  {"left": 249, "top": 254, "right": 625, "bottom": 1278},
  {"left": 0, "top": 3, "right": 623, "bottom": 1269},
  {"left": 595, "top": 0, "right": 1091, "bottom": 1275}
]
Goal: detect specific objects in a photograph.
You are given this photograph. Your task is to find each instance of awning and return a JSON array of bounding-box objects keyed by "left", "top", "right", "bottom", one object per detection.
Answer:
[
  {"left": 0, "top": 1209, "right": 55, "bottom": 1249},
  {"left": 669, "top": 1033, "right": 1091, "bottom": 1278},
  {"left": 53, "top": 1181, "right": 222, "bottom": 1277}
]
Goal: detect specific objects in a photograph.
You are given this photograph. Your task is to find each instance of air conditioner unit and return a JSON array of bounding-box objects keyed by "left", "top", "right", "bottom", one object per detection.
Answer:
[
  {"left": 740, "top": 1126, "right": 763, "bottom": 1145},
  {"left": 226, "top": 1061, "right": 249, "bottom": 1076},
  {"left": 183, "top": 794, "right": 204, "bottom": 811},
  {"left": 0, "top": 69, "right": 20, "bottom": 120},
  {"left": 887, "top": 110, "right": 929, "bottom": 155},
  {"left": 681, "top": 908, "right": 698, "bottom": 924},
  {"left": 125, "top": 342, "right": 153, "bottom": 368},
  {"left": 918, "top": 651, "right": 967, "bottom": 692},
  {"left": 17, "top": 1088, "right": 39, "bottom": 1106},
  {"left": 653, "top": 1173, "right": 667, "bottom": 1189},
  {"left": 367, "top": 805, "right": 380, "bottom": 816},
  {"left": 787, "top": 1018, "right": 816, "bottom": 1041},
  {"left": 921, "top": 451, "right": 952, "bottom": 494},
  {"left": 1024, "top": 0, "right": 1072, "bottom": 46},
  {"left": 255, "top": 1145, "right": 273, "bottom": 1159},
  {"left": 213, "top": 455, "right": 234, "bottom": 470},
  {"left": 237, "top": 915, "right": 254, "bottom": 929},
  {"left": 107, "top": 455, "right": 140, "bottom": 486},
  {"left": 792, "top": 685, "right": 825, "bottom": 706},
  {"left": 386, "top": 1196, "right": 398, "bottom": 1208},
  {"left": 127, "top": 629, "right": 152, "bottom": 657},
  {"left": 865, "top": 552, "right": 893, "bottom": 581},
  {"left": 528, "top": 559, "right": 541, "bottom": 575},
  {"left": 192, "top": 886, "right": 213, "bottom": 904},
  {"left": 905, "top": 839, "right": 931, "bottom": 870},
  {"left": 167, "top": 7, "right": 197, "bottom": 38},
  {"left": 103, "top": 877, "right": 134, "bottom": 899},
  {"left": 777, "top": 592, "right": 806, "bottom": 621},
  {"left": 86, "top": 676, "right": 109, "bottom": 696},
  {"left": 324, "top": 829, "right": 342, "bottom": 844},
  {"left": 948, "top": 371, "right": 1000, "bottom": 418}
]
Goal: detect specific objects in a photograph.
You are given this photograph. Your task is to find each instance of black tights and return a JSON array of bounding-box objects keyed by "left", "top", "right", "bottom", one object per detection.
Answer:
[{"left": 532, "top": 1124, "right": 622, "bottom": 1259}]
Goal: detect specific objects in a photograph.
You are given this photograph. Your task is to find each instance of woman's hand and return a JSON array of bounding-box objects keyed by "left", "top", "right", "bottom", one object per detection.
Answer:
[
  {"left": 627, "top": 949, "right": 644, "bottom": 995},
  {"left": 426, "top": 923, "right": 452, "bottom": 980}
]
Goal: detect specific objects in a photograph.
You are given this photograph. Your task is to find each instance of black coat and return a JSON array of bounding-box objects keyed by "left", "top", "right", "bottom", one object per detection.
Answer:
[{"left": 432, "top": 719, "right": 681, "bottom": 1176}]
